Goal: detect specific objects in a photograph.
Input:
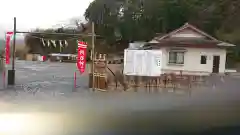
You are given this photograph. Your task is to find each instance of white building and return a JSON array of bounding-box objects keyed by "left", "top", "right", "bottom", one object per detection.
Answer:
[{"left": 125, "top": 23, "right": 235, "bottom": 76}]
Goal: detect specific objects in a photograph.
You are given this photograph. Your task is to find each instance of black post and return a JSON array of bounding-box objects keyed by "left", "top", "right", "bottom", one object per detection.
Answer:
[
  {"left": 8, "top": 17, "right": 16, "bottom": 85},
  {"left": 12, "top": 17, "right": 16, "bottom": 71}
]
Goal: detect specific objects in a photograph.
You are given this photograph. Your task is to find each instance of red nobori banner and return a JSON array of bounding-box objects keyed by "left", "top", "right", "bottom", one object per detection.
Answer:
[
  {"left": 77, "top": 41, "right": 88, "bottom": 74},
  {"left": 5, "top": 32, "right": 13, "bottom": 64}
]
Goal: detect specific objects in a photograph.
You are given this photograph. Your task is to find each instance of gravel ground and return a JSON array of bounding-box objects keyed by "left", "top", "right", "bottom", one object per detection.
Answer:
[
  {"left": 0, "top": 60, "right": 238, "bottom": 102},
  {"left": 0, "top": 61, "right": 239, "bottom": 134},
  {"left": 0, "top": 60, "right": 89, "bottom": 100}
]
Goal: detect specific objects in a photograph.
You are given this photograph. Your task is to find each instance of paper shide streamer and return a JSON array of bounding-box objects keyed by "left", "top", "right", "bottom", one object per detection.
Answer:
[{"left": 41, "top": 38, "right": 69, "bottom": 48}]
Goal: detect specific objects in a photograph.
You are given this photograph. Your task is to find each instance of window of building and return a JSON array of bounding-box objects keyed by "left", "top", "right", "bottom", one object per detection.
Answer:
[
  {"left": 168, "top": 51, "right": 185, "bottom": 64},
  {"left": 201, "top": 55, "right": 207, "bottom": 64}
]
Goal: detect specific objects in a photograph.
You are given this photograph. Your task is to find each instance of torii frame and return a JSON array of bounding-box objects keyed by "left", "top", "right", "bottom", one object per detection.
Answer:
[{"left": 8, "top": 17, "right": 96, "bottom": 91}]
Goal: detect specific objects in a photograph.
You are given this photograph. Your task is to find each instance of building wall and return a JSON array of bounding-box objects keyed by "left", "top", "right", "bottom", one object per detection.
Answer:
[{"left": 160, "top": 47, "right": 227, "bottom": 75}]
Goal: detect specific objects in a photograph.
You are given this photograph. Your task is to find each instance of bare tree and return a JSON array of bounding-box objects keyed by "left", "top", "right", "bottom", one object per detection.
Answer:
[{"left": 69, "top": 17, "right": 88, "bottom": 33}]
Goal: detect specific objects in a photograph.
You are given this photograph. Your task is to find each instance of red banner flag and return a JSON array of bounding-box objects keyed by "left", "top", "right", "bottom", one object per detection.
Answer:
[
  {"left": 5, "top": 32, "right": 13, "bottom": 64},
  {"left": 77, "top": 41, "right": 87, "bottom": 74}
]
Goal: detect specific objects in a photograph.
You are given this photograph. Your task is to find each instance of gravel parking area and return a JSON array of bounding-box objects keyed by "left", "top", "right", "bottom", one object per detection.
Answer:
[{"left": 0, "top": 60, "right": 239, "bottom": 101}]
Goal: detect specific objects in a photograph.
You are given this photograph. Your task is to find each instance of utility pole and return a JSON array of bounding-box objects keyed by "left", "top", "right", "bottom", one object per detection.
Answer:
[{"left": 91, "top": 22, "right": 95, "bottom": 91}]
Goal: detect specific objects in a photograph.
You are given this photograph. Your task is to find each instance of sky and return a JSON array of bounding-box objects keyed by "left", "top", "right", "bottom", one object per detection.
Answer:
[{"left": 0, "top": 0, "right": 93, "bottom": 37}]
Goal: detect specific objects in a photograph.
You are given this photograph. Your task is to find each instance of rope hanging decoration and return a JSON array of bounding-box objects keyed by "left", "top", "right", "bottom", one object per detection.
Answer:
[{"left": 40, "top": 38, "right": 69, "bottom": 48}]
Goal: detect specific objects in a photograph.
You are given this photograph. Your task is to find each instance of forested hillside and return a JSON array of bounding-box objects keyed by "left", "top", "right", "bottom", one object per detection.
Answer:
[
  {"left": 85, "top": 0, "right": 240, "bottom": 43},
  {"left": 84, "top": 0, "right": 240, "bottom": 61},
  {"left": 24, "top": 0, "right": 240, "bottom": 60}
]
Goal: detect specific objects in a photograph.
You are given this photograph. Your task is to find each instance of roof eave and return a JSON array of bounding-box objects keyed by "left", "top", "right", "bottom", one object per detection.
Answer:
[
  {"left": 154, "top": 23, "right": 219, "bottom": 41},
  {"left": 217, "top": 42, "right": 236, "bottom": 47}
]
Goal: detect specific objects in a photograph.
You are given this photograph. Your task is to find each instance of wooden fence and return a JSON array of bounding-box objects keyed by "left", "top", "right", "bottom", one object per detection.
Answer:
[
  {"left": 89, "top": 53, "right": 208, "bottom": 92},
  {"left": 107, "top": 74, "right": 207, "bottom": 91}
]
